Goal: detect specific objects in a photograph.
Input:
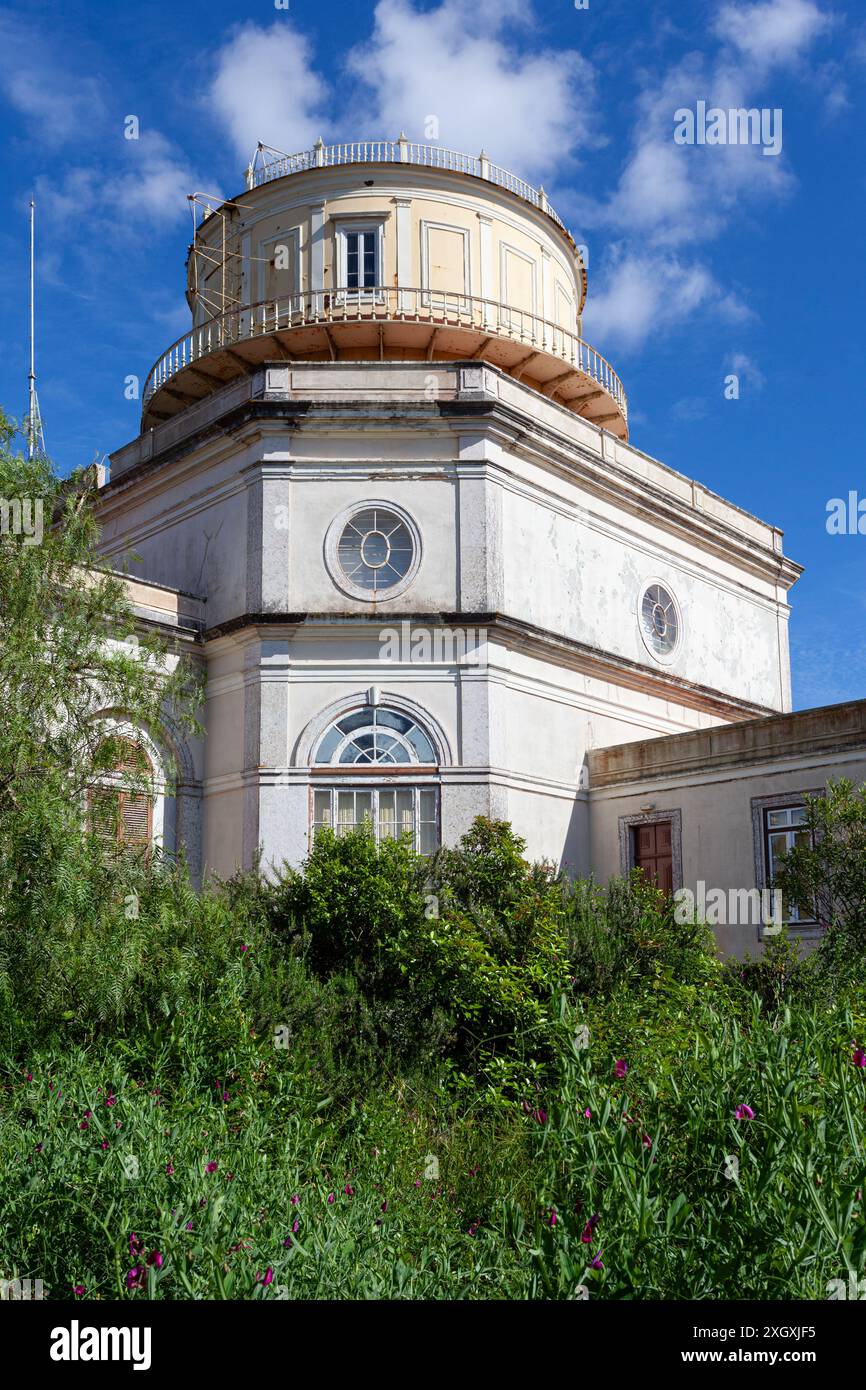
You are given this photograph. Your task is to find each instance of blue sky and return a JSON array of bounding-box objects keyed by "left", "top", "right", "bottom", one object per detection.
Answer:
[{"left": 0, "top": 0, "right": 863, "bottom": 708}]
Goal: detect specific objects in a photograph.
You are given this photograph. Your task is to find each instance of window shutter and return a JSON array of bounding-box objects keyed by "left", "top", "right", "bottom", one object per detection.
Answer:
[
  {"left": 89, "top": 787, "right": 121, "bottom": 845},
  {"left": 87, "top": 740, "right": 153, "bottom": 853},
  {"left": 121, "top": 791, "right": 152, "bottom": 847}
]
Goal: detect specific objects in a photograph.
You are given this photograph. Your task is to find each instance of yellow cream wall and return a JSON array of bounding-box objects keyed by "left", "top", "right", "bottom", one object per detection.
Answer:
[{"left": 187, "top": 168, "right": 582, "bottom": 333}]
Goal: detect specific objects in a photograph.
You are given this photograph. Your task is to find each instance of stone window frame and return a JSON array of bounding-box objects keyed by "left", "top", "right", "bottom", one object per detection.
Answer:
[
  {"left": 750, "top": 789, "right": 824, "bottom": 939},
  {"left": 333, "top": 216, "right": 388, "bottom": 303},
  {"left": 637, "top": 577, "right": 683, "bottom": 667},
  {"left": 617, "top": 807, "right": 683, "bottom": 891},
  {"left": 324, "top": 499, "right": 422, "bottom": 603}
]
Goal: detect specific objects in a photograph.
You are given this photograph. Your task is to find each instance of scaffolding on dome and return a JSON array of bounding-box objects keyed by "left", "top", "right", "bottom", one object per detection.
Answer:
[{"left": 186, "top": 191, "right": 247, "bottom": 320}]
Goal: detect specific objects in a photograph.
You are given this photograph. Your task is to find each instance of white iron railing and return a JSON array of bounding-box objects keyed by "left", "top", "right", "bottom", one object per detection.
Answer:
[
  {"left": 245, "top": 138, "right": 567, "bottom": 233},
  {"left": 142, "top": 286, "right": 626, "bottom": 423}
]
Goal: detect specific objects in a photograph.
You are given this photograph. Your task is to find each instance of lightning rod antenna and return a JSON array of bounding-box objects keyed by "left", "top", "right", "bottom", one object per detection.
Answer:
[{"left": 27, "top": 199, "right": 45, "bottom": 459}]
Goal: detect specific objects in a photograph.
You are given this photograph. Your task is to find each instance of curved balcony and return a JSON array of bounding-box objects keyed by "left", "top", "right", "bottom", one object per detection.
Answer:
[{"left": 141, "top": 288, "right": 628, "bottom": 437}]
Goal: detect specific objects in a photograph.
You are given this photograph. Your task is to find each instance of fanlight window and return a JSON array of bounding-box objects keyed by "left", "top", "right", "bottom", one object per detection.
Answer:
[
  {"left": 314, "top": 706, "right": 436, "bottom": 766},
  {"left": 640, "top": 583, "right": 680, "bottom": 658}
]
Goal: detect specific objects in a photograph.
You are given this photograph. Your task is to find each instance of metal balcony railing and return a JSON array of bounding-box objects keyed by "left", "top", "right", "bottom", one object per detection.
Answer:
[
  {"left": 142, "top": 286, "right": 627, "bottom": 425},
  {"left": 244, "top": 138, "right": 568, "bottom": 233}
]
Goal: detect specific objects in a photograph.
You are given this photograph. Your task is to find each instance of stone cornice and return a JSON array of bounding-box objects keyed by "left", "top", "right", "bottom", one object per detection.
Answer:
[
  {"left": 104, "top": 366, "right": 800, "bottom": 595},
  {"left": 199, "top": 609, "right": 778, "bottom": 722},
  {"left": 588, "top": 698, "right": 866, "bottom": 788}
]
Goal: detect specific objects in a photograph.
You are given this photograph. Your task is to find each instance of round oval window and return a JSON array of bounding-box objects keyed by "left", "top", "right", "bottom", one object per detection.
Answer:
[
  {"left": 337, "top": 507, "right": 415, "bottom": 593},
  {"left": 640, "top": 583, "right": 680, "bottom": 657}
]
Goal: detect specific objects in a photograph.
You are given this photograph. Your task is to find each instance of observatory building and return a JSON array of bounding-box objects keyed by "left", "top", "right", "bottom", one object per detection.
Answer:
[{"left": 94, "top": 138, "right": 866, "bottom": 956}]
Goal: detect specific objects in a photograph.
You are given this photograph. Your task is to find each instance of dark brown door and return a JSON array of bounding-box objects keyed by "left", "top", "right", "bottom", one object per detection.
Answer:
[{"left": 633, "top": 820, "right": 673, "bottom": 894}]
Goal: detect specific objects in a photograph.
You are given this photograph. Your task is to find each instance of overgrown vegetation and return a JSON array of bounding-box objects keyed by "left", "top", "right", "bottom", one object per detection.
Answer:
[{"left": 2, "top": 421, "right": 866, "bottom": 1300}]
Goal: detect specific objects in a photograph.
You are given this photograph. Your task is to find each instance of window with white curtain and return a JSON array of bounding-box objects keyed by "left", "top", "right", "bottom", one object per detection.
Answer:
[
  {"left": 335, "top": 221, "right": 385, "bottom": 300},
  {"left": 313, "top": 786, "right": 438, "bottom": 854}
]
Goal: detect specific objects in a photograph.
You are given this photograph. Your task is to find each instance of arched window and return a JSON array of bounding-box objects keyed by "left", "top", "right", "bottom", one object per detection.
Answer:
[
  {"left": 311, "top": 705, "right": 439, "bottom": 853},
  {"left": 87, "top": 738, "right": 154, "bottom": 853},
  {"left": 313, "top": 705, "right": 436, "bottom": 766}
]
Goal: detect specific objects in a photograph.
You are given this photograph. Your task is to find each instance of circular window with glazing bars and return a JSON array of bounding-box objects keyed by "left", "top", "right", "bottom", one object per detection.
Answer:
[
  {"left": 639, "top": 581, "right": 681, "bottom": 661},
  {"left": 325, "top": 502, "right": 421, "bottom": 600}
]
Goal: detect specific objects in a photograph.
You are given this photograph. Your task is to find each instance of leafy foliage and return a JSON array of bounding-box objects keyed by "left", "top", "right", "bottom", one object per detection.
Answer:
[
  {"left": 773, "top": 779, "right": 866, "bottom": 980},
  {"left": 0, "top": 411, "right": 201, "bottom": 926}
]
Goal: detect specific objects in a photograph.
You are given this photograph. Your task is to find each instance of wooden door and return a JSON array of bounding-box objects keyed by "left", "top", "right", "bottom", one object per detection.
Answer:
[{"left": 633, "top": 820, "right": 673, "bottom": 894}]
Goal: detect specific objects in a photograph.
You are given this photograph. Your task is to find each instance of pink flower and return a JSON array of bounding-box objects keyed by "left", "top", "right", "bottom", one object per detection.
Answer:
[
  {"left": 583, "top": 1108, "right": 592, "bottom": 1119},
  {"left": 100, "top": 1140, "right": 109, "bottom": 1151},
  {"left": 256, "top": 1267, "right": 274, "bottom": 1286},
  {"left": 614, "top": 1059, "right": 628, "bottom": 1079},
  {"left": 291, "top": 1194, "right": 299, "bottom": 1206},
  {"left": 548, "top": 1208, "right": 557, "bottom": 1227},
  {"left": 327, "top": 1192, "right": 335, "bottom": 1205},
  {"left": 186, "top": 1221, "right": 194, "bottom": 1231},
  {"left": 380, "top": 1202, "right": 388, "bottom": 1214},
  {"left": 147, "top": 1251, "right": 163, "bottom": 1269},
  {"left": 205, "top": 1161, "right": 218, "bottom": 1173},
  {"left": 468, "top": 1221, "right": 479, "bottom": 1236},
  {"left": 241, "top": 943, "right": 250, "bottom": 954},
  {"left": 734, "top": 1104, "right": 755, "bottom": 1120},
  {"left": 72, "top": 1284, "right": 85, "bottom": 1296},
  {"left": 105, "top": 1092, "right": 117, "bottom": 1108},
  {"left": 590, "top": 1250, "right": 604, "bottom": 1270},
  {"left": 344, "top": 1184, "right": 354, "bottom": 1197},
  {"left": 166, "top": 1163, "right": 174, "bottom": 1176},
  {"left": 580, "top": 1213, "right": 601, "bottom": 1243},
  {"left": 533, "top": 1108, "right": 548, "bottom": 1125},
  {"left": 642, "top": 1134, "right": 653, "bottom": 1150},
  {"left": 79, "top": 1120, "right": 89, "bottom": 1130},
  {"left": 852, "top": 1047, "right": 866, "bottom": 1068},
  {"left": 292, "top": 1219, "right": 300, "bottom": 1234}
]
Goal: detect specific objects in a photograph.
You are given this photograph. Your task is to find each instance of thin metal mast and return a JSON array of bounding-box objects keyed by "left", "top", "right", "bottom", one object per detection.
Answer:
[{"left": 26, "top": 199, "right": 45, "bottom": 459}]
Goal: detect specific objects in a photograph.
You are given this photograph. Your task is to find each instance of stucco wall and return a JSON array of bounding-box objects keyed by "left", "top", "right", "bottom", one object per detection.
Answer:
[
  {"left": 188, "top": 163, "right": 582, "bottom": 332},
  {"left": 588, "top": 705, "right": 866, "bottom": 957}
]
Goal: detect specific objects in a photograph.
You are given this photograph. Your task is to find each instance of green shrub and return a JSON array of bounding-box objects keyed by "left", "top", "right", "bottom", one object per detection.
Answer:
[{"left": 562, "top": 870, "right": 719, "bottom": 997}]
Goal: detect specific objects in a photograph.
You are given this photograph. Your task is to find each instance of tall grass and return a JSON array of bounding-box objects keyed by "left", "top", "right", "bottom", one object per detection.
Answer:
[{"left": 1, "top": 825, "right": 865, "bottom": 1299}]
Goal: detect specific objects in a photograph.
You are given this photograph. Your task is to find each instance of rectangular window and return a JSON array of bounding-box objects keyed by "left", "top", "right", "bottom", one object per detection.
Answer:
[
  {"left": 312, "top": 786, "right": 439, "bottom": 853},
  {"left": 344, "top": 230, "right": 377, "bottom": 289},
  {"left": 337, "top": 223, "right": 382, "bottom": 298},
  {"left": 763, "top": 805, "right": 814, "bottom": 924}
]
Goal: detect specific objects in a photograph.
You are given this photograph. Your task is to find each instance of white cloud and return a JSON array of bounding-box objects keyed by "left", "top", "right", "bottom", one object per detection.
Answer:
[
  {"left": 0, "top": 12, "right": 106, "bottom": 145},
  {"left": 578, "top": 0, "right": 832, "bottom": 349},
  {"left": 714, "top": 0, "right": 831, "bottom": 71},
  {"left": 727, "top": 351, "right": 766, "bottom": 389},
  {"left": 584, "top": 251, "right": 720, "bottom": 352},
  {"left": 36, "top": 131, "right": 196, "bottom": 232},
  {"left": 344, "top": 0, "right": 599, "bottom": 183},
  {"left": 208, "top": 22, "right": 330, "bottom": 160},
  {"left": 114, "top": 132, "right": 197, "bottom": 224}
]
